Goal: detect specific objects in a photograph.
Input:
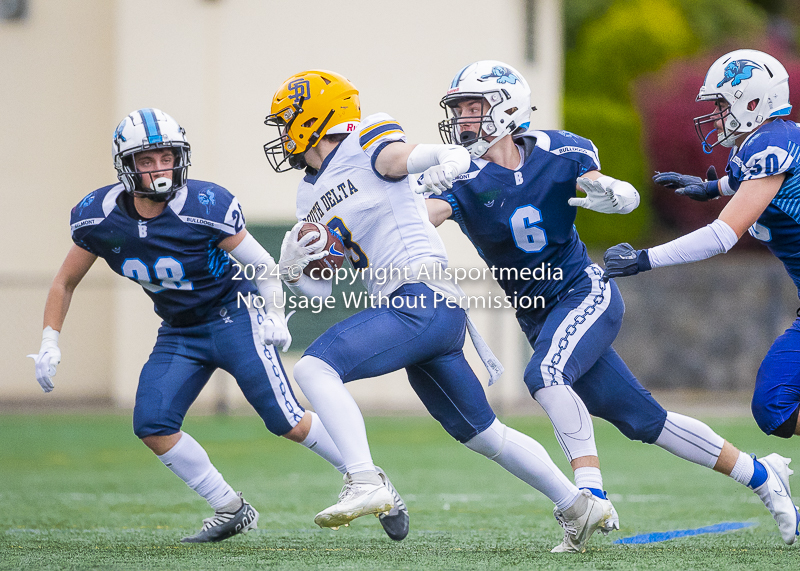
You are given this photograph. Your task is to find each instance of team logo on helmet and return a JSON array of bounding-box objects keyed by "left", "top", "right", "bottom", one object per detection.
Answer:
[
  {"left": 716, "top": 60, "right": 762, "bottom": 88},
  {"left": 478, "top": 66, "right": 519, "bottom": 85},
  {"left": 198, "top": 189, "right": 216, "bottom": 215},
  {"left": 288, "top": 78, "right": 311, "bottom": 105},
  {"left": 113, "top": 119, "right": 127, "bottom": 144}
]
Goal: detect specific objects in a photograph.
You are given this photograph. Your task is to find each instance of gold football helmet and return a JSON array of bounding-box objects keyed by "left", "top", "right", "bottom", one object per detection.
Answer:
[{"left": 264, "top": 69, "right": 361, "bottom": 172}]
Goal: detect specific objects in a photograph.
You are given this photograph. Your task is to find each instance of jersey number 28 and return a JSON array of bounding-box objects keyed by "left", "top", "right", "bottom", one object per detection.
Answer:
[{"left": 122, "top": 257, "right": 194, "bottom": 292}]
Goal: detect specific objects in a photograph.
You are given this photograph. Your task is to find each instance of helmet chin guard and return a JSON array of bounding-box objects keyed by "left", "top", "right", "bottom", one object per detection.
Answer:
[
  {"left": 694, "top": 49, "right": 792, "bottom": 154},
  {"left": 112, "top": 108, "right": 191, "bottom": 200},
  {"left": 439, "top": 60, "right": 532, "bottom": 158}
]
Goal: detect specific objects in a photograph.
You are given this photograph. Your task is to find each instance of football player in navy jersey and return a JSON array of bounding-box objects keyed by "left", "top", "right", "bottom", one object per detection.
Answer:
[
  {"left": 426, "top": 60, "right": 799, "bottom": 544},
  {"left": 266, "top": 69, "right": 614, "bottom": 553},
  {"left": 605, "top": 49, "right": 800, "bottom": 543},
  {"left": 28, "top": 108, "right": 403, "bottom": 544}
]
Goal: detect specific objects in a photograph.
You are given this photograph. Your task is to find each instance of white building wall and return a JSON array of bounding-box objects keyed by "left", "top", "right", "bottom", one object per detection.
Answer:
[{"left": 1, "top": 0, "right": 562, "bottom": 413}]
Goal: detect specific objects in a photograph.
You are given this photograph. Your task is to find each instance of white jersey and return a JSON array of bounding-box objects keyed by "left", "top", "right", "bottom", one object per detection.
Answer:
[{"left": 295, "top": 113, "right": 460, "bottom": 298}]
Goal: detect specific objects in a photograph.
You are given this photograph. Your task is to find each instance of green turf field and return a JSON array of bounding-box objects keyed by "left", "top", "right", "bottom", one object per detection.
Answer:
[{"left": 0, "top": 413, "right": 797, "bottom": 570}]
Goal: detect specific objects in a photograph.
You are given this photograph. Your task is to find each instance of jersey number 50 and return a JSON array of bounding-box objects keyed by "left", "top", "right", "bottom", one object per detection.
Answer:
[{"left": 510, "top": 205, "right": 548, "bottom": 253}]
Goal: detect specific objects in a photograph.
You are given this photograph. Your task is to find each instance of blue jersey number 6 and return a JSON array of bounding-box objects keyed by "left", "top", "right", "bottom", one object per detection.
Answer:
[{"left": 510, "top": 205, "right": 548, "bottom": 253}]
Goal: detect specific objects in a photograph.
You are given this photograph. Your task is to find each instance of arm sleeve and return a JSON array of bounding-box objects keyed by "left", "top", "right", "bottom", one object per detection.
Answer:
[
  {"left": 647, "top": 219, "right": 739, "bottom": 268},
  {"left": 228, "top": 233, "right": 284, "bottom": 314}
]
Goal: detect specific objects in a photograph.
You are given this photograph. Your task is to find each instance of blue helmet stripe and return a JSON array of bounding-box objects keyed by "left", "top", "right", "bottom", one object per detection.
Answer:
[
  {"left": 450, "top": 64, "right": 471, "bottom": 89},
  {"left": 140, "top": 108, "right": 163, "bottom": 144}
]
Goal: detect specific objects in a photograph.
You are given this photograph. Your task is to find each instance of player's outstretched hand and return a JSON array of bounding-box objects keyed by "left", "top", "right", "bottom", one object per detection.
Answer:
[
  {"left": 278, "top": 222, "right": 328, "bottom": 282},
  {"left": 602, "top": 243, "right": 652, "bottom": 281},
  {"left": 418, "top": 164, "right": 456, "bottom": 195},
  {"left": 570, "top": 178, "right": 619, "bottom": 213},
  {"left": 26, "top": 327, "right": 61, "bottom": 393},
  {"left": 259, "top": 310, "right": 294, "bottom": 353},
  {"left": 653, "top": 166, "right": 720, "bottom": 201}
]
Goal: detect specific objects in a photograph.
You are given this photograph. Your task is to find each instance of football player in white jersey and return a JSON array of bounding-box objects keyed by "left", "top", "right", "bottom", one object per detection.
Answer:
[{"left": 263, "top": 69, "right": 614, "bottom": 553}]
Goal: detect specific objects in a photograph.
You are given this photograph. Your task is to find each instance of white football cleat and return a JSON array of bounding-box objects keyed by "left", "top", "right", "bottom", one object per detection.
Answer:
[
  {"left": 314, "top": 471, "right": 394, "bottom": 530},
  {"left": 753, "top": 454, "right": 799, "bottom": 545},
  {"left": 597, "top": 497, "right": 620, "bottom": 536},
  {"left": 551, "top": 489, "right": 612, "bottom": 553}
]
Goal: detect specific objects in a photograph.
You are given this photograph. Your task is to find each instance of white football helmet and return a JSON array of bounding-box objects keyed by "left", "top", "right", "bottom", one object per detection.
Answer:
[
  {"left": 439, "top": 60, "right": 532, "bottom": 158},
  {"left": 112, "top": 108, "right": 191, "bottom": 200},
  {"left": 694, "top": 49, "right": 792, "bottom": 152}
]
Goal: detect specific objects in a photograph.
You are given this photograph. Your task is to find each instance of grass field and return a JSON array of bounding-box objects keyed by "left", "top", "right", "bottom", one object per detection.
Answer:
[{"left": 1, "top": 413, "right": 797, "bottom": 570}]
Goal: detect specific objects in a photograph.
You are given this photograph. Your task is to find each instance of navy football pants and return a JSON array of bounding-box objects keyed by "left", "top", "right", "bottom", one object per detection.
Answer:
[
  {"left": 518, "top": 265, "right": 668, "bottom": 444},
  {"left": 304, "top": 283, "right": 496, "bottom": 443},
  {"left": 133, "top": 300, "right": 304, "bottom": 438}
]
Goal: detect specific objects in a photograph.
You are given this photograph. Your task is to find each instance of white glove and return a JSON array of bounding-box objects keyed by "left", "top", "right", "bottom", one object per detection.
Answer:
[
  {"left": 408, "top": 144, "right": 471, "bottom": 195},
  {"left": 278, "top": 222, "right": 329, "bottom": 283},
  {"left": 569, "top": 176, "right": 640, "bottom": 214},
  {"left": 258, "top": 310, "right": 295, "bottom": 353},
  {"left": 27, "top": 326, "right": 61, "bottom": 393},
  {"left": 418, "top": 164, "right": 457, "bottom": 195}
]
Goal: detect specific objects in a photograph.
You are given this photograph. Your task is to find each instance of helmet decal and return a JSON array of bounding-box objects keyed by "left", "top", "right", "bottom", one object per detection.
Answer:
[
  {"left": 139, "top": 108, "right": 163, "bottom": 144},
  {"left": 198, "top": 188, "right": 216, "bottom": 215},
  {"left": 478, "top": 66, "right": 519, "bottom": 85},
  {"left": 114, "top": 120, "right": 127, "bottom": 144},
  {"left": 287, "top": 78, "right": 311, "bottom": 106},
  {"left": 716, "top": 60, "right": 762, "bottom": 88}
]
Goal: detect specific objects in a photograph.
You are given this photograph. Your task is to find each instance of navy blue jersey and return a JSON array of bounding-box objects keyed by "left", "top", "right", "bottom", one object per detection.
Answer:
[
  {"left": 429, "top": 129, "right": 600, "bottom": 313},
  {"left": 70, "top": 180, "right": 253, "bottom": 326},
  {"left": 726, "top": 120, "right": 800, "bottom": 297}
]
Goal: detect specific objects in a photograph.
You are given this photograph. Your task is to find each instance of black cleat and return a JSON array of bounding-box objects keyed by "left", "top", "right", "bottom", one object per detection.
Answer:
[
  {"left": 181, "top": 493, "right": 259, "bottom": 543},
  {"left": 376, "top": 466, "right": 409, "bottom": 541}
]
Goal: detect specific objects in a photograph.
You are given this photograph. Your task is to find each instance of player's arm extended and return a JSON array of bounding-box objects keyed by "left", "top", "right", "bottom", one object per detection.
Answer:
[
  {"left": 603, "top": 174, "right": 785, "bottom": 279},
  {"left": 374, "top": 142, "right": 471, "bottom": 194},
  {"left": 29, "top": 244, "right": 98, "bottom": 393},
  {"left": 569, "top": 170, "right": 640, "bottom": 214}
]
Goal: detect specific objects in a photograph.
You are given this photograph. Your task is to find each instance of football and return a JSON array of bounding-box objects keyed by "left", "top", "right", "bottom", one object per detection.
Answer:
[{"left": 297, "top": 222, "right": 346, "bottom": 278}]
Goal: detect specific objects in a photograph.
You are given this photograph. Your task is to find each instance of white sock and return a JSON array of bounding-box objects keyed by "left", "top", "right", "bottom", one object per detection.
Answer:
[
  {"left": 654, "top": 411, "right": 724, "bottom": 469},
  {"left": 574, "top": 467, "right": 603, "bottom": 491},
  {"left": 465, "top": 418, "right": 579, "bottom": 511},
  {"left": 301, "top": 411, "right": 347, "bottom": 474},
  {"left": 534, "top": 385, "right": 598, "bottom": 462},
  {"left": 294, "top": 356, "right": 375, "bottom": 474},
  {"left": 729, "top": 451, "right": 756, "bottom": 486},
  {"left": 156, "top": 432, "right": 239, "bottom": 510}
]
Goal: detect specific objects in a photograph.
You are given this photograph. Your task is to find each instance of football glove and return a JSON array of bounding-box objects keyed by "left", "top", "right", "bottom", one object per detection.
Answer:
[
  {"left": 27, "top": 326, "right": 61, "bottom": 393},
  {"left": 278, "top": 222, "right": 328, "bottom": 283},
  {"left": 653, "top": 166, "right": 720, "bottom": 201},
  {"left": 603, "top": 243, "right": 652, "bottom": 281},
  {"left": 569, "top": 176, "right": 639, "bottom": 214},
  {"left": 258, "top": 310, "right": 295, "bottom": 353}
]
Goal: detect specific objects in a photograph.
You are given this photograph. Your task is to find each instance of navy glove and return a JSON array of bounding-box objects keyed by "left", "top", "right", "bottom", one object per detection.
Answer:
[
  {"left": 603, "top": 243, "right": 652, "bottom": 281},
  {"left": 653, "top": 166, "right": 720, "bottom": 201}
]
